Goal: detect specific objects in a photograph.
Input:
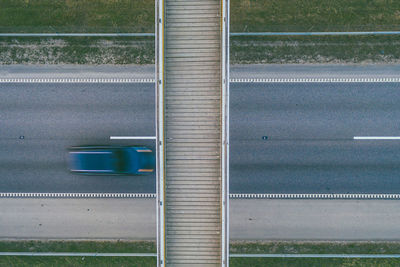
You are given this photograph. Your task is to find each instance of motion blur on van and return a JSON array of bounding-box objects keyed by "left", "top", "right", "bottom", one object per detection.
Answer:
[{"left": 69, "top": 146, "right": 155, "bottom": 175}]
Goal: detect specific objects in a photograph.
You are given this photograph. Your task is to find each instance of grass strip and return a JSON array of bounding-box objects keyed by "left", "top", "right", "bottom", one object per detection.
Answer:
[
  {"left": 231, "top": 35, "right": 400, "bottom": 64},
  {"left": 231, "top": 0, "right": 400, "bottom": 32},
  {"left": 1, "top": 0, "right": 400, "bottom": 33},
  {"left": 0, "top": 37, "right": 154, "bottom": 64},
  {"left": 0, "top": 0, "right": 154, "bottom": 33},
  {"left": 230, "top": 257, "right": 400, "bottom": 267},
  {"left": 231, "top": 241, "right": 400, "bottom": 267},
  {"left": 230, "top": 241, "right": 400, "bottom": 254},
  {"left": 1, "top": 240, "right": 400, "bottom": 266},
  {"left": 0, "top": 240, "right": 155, "bottom": 253},
  {"left": 1, "top": 34, "right": 399, "bottom": 65},
  {"left": 0, "top": 256, "right": 156, "bottom": 267}
]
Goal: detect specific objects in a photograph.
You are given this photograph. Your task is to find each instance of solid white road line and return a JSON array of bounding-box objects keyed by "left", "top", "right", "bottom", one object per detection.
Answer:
[
  {"left": 0, "top": 193, "right": 156, "bottom": 198},
  {"left": 230, "top": 193, "right": 400, "bottom": 199},
  {"left": 231, "top": 78, "right": 400, "bottom": 83},
  {"left": 1, "top": 193, "right": 400, "bottom": 199},
  {"left": 110, "top": 136, "right": 157, "bottom": 140},
  {"left": 1, "top": 78, "right": 400, "bottom": 84},
  {"left": 0, "top": 78, "right": 155, "bottom": 83},
  {"left": 354, "top": 136, "right": 400, "bottom": 140}
]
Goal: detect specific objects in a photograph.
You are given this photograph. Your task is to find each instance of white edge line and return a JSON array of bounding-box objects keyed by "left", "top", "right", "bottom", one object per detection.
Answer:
[
  {"left": 230, "top": 78, "right": 400, "bottom": 83},
  {"left": 1, "top": 78, "right": 400, "bottom": 84},
  {"left": 110, "top": 136, "right": 157, "bottom": 140},
  {"left": 0, "top": 78, "right": 155, "bottom": 83},
  {"left": 354, "top": 136, "right": 400, "bottom": 140},
  {"left": 0, "top": 193, "right": 157, "bottom": 198},
  {"left": 230, "top": 193, "right": 400, "bottom": 199},
  {"left": 1, "top": 193, "right": 400, "bottom": 199}
]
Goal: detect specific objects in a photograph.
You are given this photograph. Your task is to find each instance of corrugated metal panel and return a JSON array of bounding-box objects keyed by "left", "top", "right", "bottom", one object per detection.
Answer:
[{"left": 164, "top": 0, "right": 222, "bottom": 265}]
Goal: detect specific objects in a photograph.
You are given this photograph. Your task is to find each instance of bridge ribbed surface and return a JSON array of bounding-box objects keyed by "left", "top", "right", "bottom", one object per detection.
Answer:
[{"left": 164, "top": 0, "right": 222, "bottom": 266}]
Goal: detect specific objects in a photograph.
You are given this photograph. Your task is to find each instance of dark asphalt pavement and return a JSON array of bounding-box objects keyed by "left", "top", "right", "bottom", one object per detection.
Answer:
[
  {"left": 0, "top": 83, "right": 156, "bottom": 193},
  {"left": 1, "top": 82, "right": 400, "bottom": 193},
  {"left": 230, "top": 82, "right": 400, "bottom": 193}
]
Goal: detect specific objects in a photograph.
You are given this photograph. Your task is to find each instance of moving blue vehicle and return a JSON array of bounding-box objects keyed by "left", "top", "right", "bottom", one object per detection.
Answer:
[{"left": 68, "top": 146, "right": 155, "bottom": 175}]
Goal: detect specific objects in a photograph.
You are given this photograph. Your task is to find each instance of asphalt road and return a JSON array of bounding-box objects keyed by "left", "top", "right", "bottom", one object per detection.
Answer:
[
  {"left": 0, "top": 83, "right": 156, "bottom": 193},
  {"left": 3, "top": 198, "right": 400, "bottom": 241},
  {"left": 1, "top": 81, "right": 400, "bottom": 193},
  {"left": 230, "top": 82, "right": 400, "bottom": 193}
]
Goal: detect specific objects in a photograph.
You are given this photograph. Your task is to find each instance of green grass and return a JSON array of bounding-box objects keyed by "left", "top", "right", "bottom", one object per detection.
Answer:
[
  {"left": 0, "top": 37, "right": 154, "bottom": 64},
  {"left": 0, "top": 256, "right": 156, "bottom": 267},
  {"left": 0, "top": 0, "right": 154, "bottom": 33},
  {"left": 2, "top": 241, "right": 400, "bottom": 266},
  {"left": 0, "top": 240, "right": 155, "bottom": 253},
  {"left": 1, "top": 0, "right": 400, "bottom": 64},
  {"left": 230, "top": 258, "right": 400, "bottom": 267},
  {"left": 230, "top": 241, "right": 400, "bottom": 267},
  {"left": 231, "top": 35, "right": 400, "bottom": 64},
  {"left": 1, "top": 0, "right": 400, "bottom": 33},
  {"left": 0, "top": 240, "right": 156, "bottom": 267},
  {"left": 2, "top": 34, "right": 398, "bottom": 65},
  {"left": 231, "top": 0, "right": 400, "bottom": 32},
  {"left": 230, "top": 241, "right": 400, "bottom": 254}
]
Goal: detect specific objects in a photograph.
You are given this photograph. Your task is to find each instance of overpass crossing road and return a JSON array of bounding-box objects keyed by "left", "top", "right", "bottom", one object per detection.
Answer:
[{"left": 156, "top": 0, "right": 229, "bottom": 266}]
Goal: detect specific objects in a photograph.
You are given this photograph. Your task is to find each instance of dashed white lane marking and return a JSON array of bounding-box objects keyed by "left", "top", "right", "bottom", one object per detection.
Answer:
[
  {"left": 110, "top": 136, "right": 157, "bottom": 140},
  {"left": 0, "top": 193, "right": 156, "bottom": 198},
  {"left": 230, "top": 193, "right": 400, "bottom": 199},
  {"left": 2, "top": 78, "right": 400, "bottom": 83},
  {"left": 231, "top": 78, "right": 400, "bottom": 83},
  {"left": 1, "top": 193, "right": 400, "bottom": 199},
  {"left": 354, "top": 136, "right": 400, "bottom": 140},
  {"left": 0, "top": 78, "right": 155, "bottom": 83}
]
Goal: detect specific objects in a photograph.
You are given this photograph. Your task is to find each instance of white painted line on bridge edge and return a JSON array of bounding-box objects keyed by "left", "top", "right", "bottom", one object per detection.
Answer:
[
  {"left": 354, "top": 136, "right": 400, "bottom": 140},
  {"left": 0, "top": 193, "right": 156, "bottom": 198},
  {"left": 110, "top": 136, "right": 157, "bottom": 140},
  {"left": 230, "top": 193, "right": 400, "bottom": 199},
  {"left": 0, "top": 78, "right": 155, "bottom": 83},
  {"left": 231, "top": 78, "right": 400, "bottom": 83},
  {"left": 2, "top": 78, "right": 400, "bottom": 84},
  {"left": 1, "top": 193, "right": 400, "bottom": 199}
]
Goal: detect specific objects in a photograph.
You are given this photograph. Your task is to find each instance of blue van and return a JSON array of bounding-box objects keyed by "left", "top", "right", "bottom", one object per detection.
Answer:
[{"left": 69, "top": 146, "right": 155, "bottom": 175}]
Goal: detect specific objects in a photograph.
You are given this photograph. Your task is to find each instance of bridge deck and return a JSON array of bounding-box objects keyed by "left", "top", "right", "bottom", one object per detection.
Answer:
[{"left": 157, "top": 0, "right": 228, "bottom": 266}]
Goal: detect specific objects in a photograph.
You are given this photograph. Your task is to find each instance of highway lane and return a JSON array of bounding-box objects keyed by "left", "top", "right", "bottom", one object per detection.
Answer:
[
  {"left": 1, "top": 82, "right": 400, "bottom": 193},
  {"left": 0, "top": 83, "right": 156, "bottom": 193},
  {"left": 230, "top": 82, "right": 400, "bottom": 193}
]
